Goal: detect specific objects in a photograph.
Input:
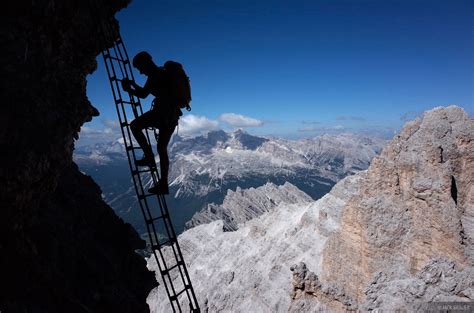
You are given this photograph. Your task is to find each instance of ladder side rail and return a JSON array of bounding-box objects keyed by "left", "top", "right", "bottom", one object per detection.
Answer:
[
  {"left": 112, "top": 38, "right": 176, "bottom": 259},
  {"left": 108, "top": 54, "right": 165, "bottom": 239},
  {"left": 106, "top": 56, "right": 193, "bottom": 312},
  {"left": 146, "top": 214, "right": 183, "bottom": 299},
  {"left": 114, "top": 40, "right": 145, "bottom": 117},
  {"left": 113, "top": 37, "right": 162, "bottom": 202},
  {"left": 153, "top": 195, "right": 199, "bottom": 310},
  {"left": 109, "top": 42, "right": 128, "bottom": 80},
  {"left": 103, "top": 50, "right": 180, "bottom": 312},
  {"left": 102, "top": 52, "right": 141, "bottom": 169},
  {"left": 163, "top": 200, "right": 199, "bottom": 311},
  {"left": 158, "top": 195, "right": 200, "bottom": 310},
  {"left": 104, "top": 51, "right": 158, "bottom": 226},
  {"left": 99, "top": 29, "right": 155, "bottom": 250},
  {"left": 92, "top": 10, "right": 199, "bottom": 310},
  {"left": 86, "top": 2, "right": 195, "bottom": 311},
  {"left": 102, "top": 48, "right": 153, "bottom": 228},
  {"left": 105, "top": 42, "right": 184, "bottom": 309},
  {"left": 100, "top": 18, "right": 140, "bottom": 119},
  {"left": 105, "top": 41, "right": 176, "bottom": 278},
  {"left": 114, "top": 38, "right": 160, "bottom": 173}
]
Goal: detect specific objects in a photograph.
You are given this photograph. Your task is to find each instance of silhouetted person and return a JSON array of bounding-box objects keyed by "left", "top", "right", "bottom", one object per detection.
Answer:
[{"left": 122, "top": 51, "right": 182, "bottom": 195}]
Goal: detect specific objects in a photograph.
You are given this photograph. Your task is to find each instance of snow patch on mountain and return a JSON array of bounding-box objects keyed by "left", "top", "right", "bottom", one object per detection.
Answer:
[{"left": 168, "top": 130, "right": 385, "bottom": 198}]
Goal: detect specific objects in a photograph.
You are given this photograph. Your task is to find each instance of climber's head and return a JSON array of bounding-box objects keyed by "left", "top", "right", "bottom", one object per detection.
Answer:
[{"left": 133, "top": 51, "right": 154, "bottom": 76}]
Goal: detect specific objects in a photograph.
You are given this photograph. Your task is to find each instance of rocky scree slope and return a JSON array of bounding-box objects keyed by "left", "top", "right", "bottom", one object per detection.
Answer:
[
  {"left": 186, "top": 181, "right": 313, "bottom": 231},
  {"left": 147, "top": 106, "right": 473, "bottom": 312},
  {"left": 0, "top": 1, "right": 156, "bottom": 312},
  {"left": 147, "top": 172, "right": 366, "bottom": 312}
]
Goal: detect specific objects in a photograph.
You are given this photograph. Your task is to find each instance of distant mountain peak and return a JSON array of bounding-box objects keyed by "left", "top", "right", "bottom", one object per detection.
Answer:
[
  {"left": 148, "top": 106, "right": 474, "bottom": 312},
  {"left": 186, "top": 181, "right": 313, "bottom": 231}
]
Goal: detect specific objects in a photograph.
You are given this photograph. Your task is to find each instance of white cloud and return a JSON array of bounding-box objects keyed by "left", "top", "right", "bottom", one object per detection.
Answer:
[
  {"left": 298, "top": 125, "right": 346, "bottom": 133},
  {"left": 336, "top": 115, "right": 366, "bottom": 122},
  {"left": 76, "top": 119, "right": 122, "bottom": 147},
  {"left": 101, "top": 119, "right": 120, "bottom": 129},
  {"left": 178, "top": 114, "right": 220, "bottom": 136},
  {"left": 77, "top": 126, "right": 120, "bottom": 147},
  {"left": 78, "top": 113, "right": 264, "bottom": 144},
  {"left": 219, "top": 113, "right": 264, "bottom": 128}
]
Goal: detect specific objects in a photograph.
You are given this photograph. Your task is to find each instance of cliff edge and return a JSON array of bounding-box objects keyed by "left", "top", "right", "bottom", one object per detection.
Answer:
[
  {"left": 315, "top": 105, "right": 473, "bottom": 310},
  {"left": 1, "top": 1, "right": 156, "bottom": 312}
]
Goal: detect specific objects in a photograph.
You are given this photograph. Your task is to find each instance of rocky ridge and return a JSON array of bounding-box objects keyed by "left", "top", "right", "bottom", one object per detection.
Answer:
[
  {"left": 169, "top": 130, "right": 385, "bottom": 198},
  {"left": 316, "top": 105, "right": 473, "bottom": 310},
  {"left": 147, "top": 172, "right": 365, "bottom": 312},
  {"left": 74, "top": 130, "right": 385, "bottom": 234},
  {"left": 0, "top": 1, "right": 156, "bottom": 311},
  {"left": 147, "top": 105, "right": 473, "bottom": 312},
  {"left": 186, "top": 182, "right": 313, "bottom": 231}
]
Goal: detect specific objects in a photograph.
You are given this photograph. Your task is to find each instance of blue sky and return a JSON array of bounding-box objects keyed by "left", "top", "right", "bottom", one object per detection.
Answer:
[{"left": 83, "top": 0, "right": 473, "bottom": 143}]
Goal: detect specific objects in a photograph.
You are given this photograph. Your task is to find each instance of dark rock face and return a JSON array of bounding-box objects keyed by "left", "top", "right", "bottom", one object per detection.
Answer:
[{"left": 1, "top": 1, "right": 156, "bottom": 312}]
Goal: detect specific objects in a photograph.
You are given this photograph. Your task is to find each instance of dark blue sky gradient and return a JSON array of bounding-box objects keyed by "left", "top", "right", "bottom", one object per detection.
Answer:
[{"left": 86, "top": 0, "right": 473, "bottom": 138}]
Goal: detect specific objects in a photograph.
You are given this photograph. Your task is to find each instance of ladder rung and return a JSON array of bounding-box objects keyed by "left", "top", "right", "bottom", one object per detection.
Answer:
[
  {"left": 138, "top": 193, "right": 155, "bottom": 200},
  {"left": 104, "top": 54, "right": 128, "bottom": 63},
  {"left": 151, "top": 239, "right": 174, "bottom": 250},
  {"left": 120, "top": 100, "right": 134, "bottom": 105},
  {"left": 162, "top": 260, "right": 184, "bottom": 276},
  {"left": 131, "top": 168, "right": 153, "bottom": 176},
  {"left": 102, "top": 37, "right": 200, "bottom": 312},
  {"left": 126, "top": 146, "right": 140, "bottom": 151},
  {"left": 145, "top": 214, "right": 168, "bottom": 225},
  {"left": 170, "top": 287, "right": 188, "bottom": 301}
]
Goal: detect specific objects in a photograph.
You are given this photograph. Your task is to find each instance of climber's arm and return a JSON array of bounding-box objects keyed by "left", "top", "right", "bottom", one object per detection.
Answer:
[{"left": 121, "top": 79, "right": 150, "bottom": 98}]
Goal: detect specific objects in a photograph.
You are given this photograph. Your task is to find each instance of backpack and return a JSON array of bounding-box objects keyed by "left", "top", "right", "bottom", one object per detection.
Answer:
[{"left": 164, "top": 60, "right": 192, "bottom": 112}]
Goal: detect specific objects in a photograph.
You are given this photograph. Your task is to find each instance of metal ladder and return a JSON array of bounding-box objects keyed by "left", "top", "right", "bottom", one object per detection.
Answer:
[{"left": 96, "top": 18, "right": 200, "bottom": 313}]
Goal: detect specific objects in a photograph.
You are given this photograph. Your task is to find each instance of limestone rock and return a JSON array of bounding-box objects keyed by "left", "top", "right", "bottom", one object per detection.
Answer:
[
  {"left": 147, "top": 174, "right": 364, "bottom": 312},
  {"left": 148, "top": 106, "right": 472, "bottom": 312},
  {"left": 186, "top": 182, "right": 313, "bottom": 231},
  {"left": 321, "top": 106, "right": 473, "bottom": 309}
]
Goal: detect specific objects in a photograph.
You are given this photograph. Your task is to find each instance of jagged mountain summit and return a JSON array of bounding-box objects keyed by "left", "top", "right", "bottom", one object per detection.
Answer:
[
  {"left": 75, "top": 130, "right": 385, "bottom": 234},
  {"left": 147, "top": 106, "right": 473, "bottom": 312},
  {"left": 169, "top": 130, "right": 385, "bottom": 198},
  {"left": 186, "top": 182, "right": 313, "bottom": 231}
]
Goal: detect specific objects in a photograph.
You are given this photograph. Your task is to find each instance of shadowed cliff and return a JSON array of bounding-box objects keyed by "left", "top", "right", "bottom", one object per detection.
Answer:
[{"left": 0, "top": 1, "right": 157, "bottom": 311}]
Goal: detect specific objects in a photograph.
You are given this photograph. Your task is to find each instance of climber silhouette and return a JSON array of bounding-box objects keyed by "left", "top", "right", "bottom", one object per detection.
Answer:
[{"left": 121, "top": 51, "right": 182, "bottom": 195}]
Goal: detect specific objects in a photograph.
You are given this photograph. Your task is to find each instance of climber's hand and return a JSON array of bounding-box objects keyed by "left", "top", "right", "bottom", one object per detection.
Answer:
[{"left": 121, "top": 78, "right": 132, "bottom": 92}]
